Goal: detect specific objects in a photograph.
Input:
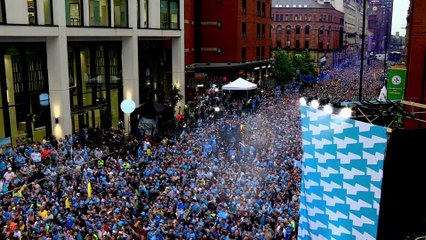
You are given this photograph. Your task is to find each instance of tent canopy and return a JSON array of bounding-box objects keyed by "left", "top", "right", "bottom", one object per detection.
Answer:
[{"left": 222, "top": 77, "right": 257, "bottom": 91}]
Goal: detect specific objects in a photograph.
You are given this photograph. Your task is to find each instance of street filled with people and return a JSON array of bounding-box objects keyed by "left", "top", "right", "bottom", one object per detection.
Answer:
[{"left": 0, "top": 63, "right": 385, "bottom": 240}]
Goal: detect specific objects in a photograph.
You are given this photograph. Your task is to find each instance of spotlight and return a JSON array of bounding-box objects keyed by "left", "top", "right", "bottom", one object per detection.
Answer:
[
  {"left": 299, "top": 97, "right": 307, "bottom": 106},
  {"left": 214, "top": 107, "right": 220, "bottom": 112},
  {"left": 310, "top": 99, "right": 319, "bottom": 109},
  {"left": 323, "top": 104, "right": 333, "bottom": 114},
  {"left": 339, "top": 107, "right": 352, "bottom": 118}
]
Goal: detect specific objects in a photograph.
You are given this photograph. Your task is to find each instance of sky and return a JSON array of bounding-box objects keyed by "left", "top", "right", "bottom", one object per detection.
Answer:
[{"left": 391, "top": 0, "right": 410, "bottom": 36}]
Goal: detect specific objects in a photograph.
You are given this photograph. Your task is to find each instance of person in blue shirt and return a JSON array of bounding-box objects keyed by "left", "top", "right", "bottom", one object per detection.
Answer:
[{"left": 0, "top": 158, "right": 7, "bottom": 178}]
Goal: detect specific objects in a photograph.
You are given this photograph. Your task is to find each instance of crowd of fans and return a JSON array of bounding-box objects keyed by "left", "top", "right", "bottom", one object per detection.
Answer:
[{"left": 0, "top": 63, "right": 384, "bottom": 240}]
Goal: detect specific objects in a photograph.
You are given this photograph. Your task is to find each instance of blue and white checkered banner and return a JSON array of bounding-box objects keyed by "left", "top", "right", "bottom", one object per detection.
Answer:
[{"left": 298, "top": 106, "right": 388, "bottom": 240}]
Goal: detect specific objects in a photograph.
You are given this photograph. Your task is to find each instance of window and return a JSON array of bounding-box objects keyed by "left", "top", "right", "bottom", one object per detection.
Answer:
[
  {"left": 305, "top": 26, "right": 310, "bottom": 34},
  {"left": 217, "top": 48, "right": 222, "bottom": 54},
  {"left": 319, "top": 41, "right": 323, "bottom": 49},
  {"left": 305, "top": 40, "right": 309, "bottom": 49},
  {"left": 242, "top": 22, "right": 246, "bottom": 39},
  {"left": 295, "top": 25, "right": 300, "bottom": 34},
  {"left": 256, "top": 1, "right": 260, "bottom": 16},
  {"left": 286, "top": 40, "right": 290, "bottom": 48},
  {"left": 256, "top": 47, "right": 260, "bottom": 60},
  {"left": 217, "top": 21, "right": 222, "bottom": 28},
  {"left": 242, "top": 47, "right": 246, "bottom": 62},
  {"left": 142, "top": 0, "right": 148, "bottom": 28},
  {"left": 0, "top": 0, "right": 5, "bottom": 23},
  {"left": 295, "top": 40, "right": 300, "bottom": 49},
  {"left": 242, "top": 0, "right": 246, "bottom": 15},
  {"left": 319, "top": 26, "right": 324, "bottom": 34},
  {"left": 160, "top": 0, "right": 179, "bottom": 29},
  {"left": 275, "top": 15, "right": 279, "bottom": 21},
  {"left": 28, "top": 0, "right": 37, "bottom": 24},
  {"left": 66, "top": 0, "right": 83, "bottom": 26},
  {"left": 319, "top": 15, "right": 322, "bottom": 22},
  {"left": 328, "top": 15, "right": 332, "bottom": 22},
  {"left": 262, "top": 24, "right": 265, "bottom": 38},
  {"left": 289, "top": 15, "right": 292, "bottom": 21},
  {"left": 113, "top": 0, "right": 127, "bottom": 27},
  {"left": 286, "top": 25, "right": 291, "bottom": 35},
  {"left": 280, "top": 14, "right": 283, "bottom": 21},
  {"left": 261, "top": 47, "right": 265, "bottom": 59},
  {"left": 89, "top": 0, "right": 110, "bottom": 26},
  {"left": 277, "top": 25, "right": 282, "bottom": 35},
  {"left": 261, "top": 2, "right": 265, "bottom": 17},
  {"left": 285, "top": 15, "right": 288, "bottom": 21},
  {"left": 295, "top": 15, "right": 298, "bottom": 21},
  {"left": 42, "top": 0, "right": 53, "bottom": 25},
  {"left": 308, "top": 15, "right": 312, "bottom": 21},
  {"left": 257, "top": 24, "right": 260, "bottom": 39},
  {"left": 304, "top": 14, "right": 308, "bottom": 21},
  {"left": 277, "top": 40, "right": 281, "bottom": 48}
]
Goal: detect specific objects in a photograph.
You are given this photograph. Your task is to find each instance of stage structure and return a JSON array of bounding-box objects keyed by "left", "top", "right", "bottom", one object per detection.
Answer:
[{"left": 298, "top": 99, "right": 426, "bottom": 240}]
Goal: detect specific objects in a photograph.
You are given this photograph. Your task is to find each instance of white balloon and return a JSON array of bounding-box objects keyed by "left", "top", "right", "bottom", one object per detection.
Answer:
[{"left": 120, "top": 99, "right": 136, "bottom": 113}]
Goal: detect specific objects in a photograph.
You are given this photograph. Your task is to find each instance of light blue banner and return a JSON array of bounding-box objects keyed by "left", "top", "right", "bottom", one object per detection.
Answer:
[{"left": 298, "top": 106, "right": 388, "bottom": 240}]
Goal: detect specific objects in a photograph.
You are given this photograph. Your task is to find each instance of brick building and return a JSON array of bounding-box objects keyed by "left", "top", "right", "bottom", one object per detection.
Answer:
[
  {"left": 184, "top": 0, "right": 272, "bottom": 97},
  {"left": 405, "top": 0, "right": 426, "bottom": 128},
  {"left": 271, "top": 0, "right": 344, "bottom": 67}
]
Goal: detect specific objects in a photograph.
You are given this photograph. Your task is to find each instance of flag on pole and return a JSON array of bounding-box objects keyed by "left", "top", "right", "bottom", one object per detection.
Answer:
[{"left": 87, "top": 182, "right": 92, "bottom": 198}]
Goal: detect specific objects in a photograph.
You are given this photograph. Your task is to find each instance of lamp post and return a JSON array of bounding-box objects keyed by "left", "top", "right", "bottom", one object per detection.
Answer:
[{"left": 358, "top": 0, "right": 367, "bottom": 101}]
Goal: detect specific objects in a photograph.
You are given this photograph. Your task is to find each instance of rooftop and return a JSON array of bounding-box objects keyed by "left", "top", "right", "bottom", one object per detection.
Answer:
[{"left": 272, "top": 0, "right": 335, "bottom": 9}]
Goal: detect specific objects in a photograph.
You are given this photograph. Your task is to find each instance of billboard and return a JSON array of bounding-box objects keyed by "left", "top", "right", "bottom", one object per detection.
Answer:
[{"left": 387, "top": 67, "right": 407, "bottom": 100}]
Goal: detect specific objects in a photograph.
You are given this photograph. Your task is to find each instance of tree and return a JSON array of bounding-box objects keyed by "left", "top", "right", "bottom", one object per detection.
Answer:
[
  {"left": 272, "top": 48, "right": 295, "bottom": 84},
  {"left": 299, "top": 49, "right": 316, "bottom": 76}
]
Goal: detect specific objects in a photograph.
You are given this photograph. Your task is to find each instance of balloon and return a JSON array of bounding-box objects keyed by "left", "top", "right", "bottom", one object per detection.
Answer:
[
  {"left": 39, "top": 93, "right": 49, "bottom": 106},
  {"left": 120, "top": 99, "right": 136, "bottom": 113}
]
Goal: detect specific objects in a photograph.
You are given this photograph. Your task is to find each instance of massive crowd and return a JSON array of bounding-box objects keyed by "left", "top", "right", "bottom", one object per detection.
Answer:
[{"left": 0, "top": 63, "right": 384, "bottom": 240}]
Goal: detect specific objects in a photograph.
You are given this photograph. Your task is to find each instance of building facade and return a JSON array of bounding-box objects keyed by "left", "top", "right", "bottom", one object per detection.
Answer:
[
  {"left": 316, "top": 0, "right": 366, "bottom": 62},
  {"left": 271, "top": 0, "right": 344, "bottom": 67},
  {"left": 405, "top": 0, "right": 426, "bottom": 128},
  {"left": 184, "top": 0, "right": 272, "bottom": 99},
  {"left": 368, "top": 0, "right": 393, "bottom": 53},
  {"left": 0, "top": 0, "right": 185, "bottom": 143}
]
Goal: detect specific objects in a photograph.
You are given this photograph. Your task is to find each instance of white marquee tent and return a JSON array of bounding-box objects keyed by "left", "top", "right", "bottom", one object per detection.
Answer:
[{"left": 221, "top": 77, "right": 257, "bottom": 91}]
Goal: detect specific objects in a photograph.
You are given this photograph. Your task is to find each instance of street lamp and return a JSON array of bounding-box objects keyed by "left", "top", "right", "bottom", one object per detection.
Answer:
[{"left": 358, "top": 0, "right": 367, "bottom": 101}]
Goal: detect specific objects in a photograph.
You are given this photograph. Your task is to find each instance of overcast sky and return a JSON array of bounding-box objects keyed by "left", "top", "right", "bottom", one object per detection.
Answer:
[{"left": 392, "top": 0, "right": 410, "bottom": 36}]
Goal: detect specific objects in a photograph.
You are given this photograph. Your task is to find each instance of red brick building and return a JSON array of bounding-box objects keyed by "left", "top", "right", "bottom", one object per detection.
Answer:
[
  {"left": 404, "top": 0, "right": 426, "bottom": 128},
  {"left": 271, "top": 0, "right": 344, "bottom": 67},
  {"left": 184, "top": 0, "right": 272, "bottom": 94}
]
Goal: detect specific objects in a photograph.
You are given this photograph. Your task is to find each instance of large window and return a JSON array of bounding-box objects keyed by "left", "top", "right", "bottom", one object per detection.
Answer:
[
  {"left": 28, "top": 0, "right": 37, "bottom": 24},
  {"left": 89, "top": 0, "right": 110, "bottom": 26},
  {"left": 0, "top": 0, "right": 5, "bottom": 24},
  {"left": 256, "top": 1, "right": 260, "bottom": 16},
  {"left": 66, "top": 0, "right": 83, "bottom": 26},
  {"left": 295, "top": 25, "right": 301, "bottom": 34},
  {"left": 242, "top": 0, "right": 246, "bottom": 15},
  {"left": 305, "top": 26, "right": 310, "bottom": 34},
  {"left": 262, "top": 24, "right": 265, "bottom": 38},
  {"left": 256, "top": 24, "right": 260, "bottom": 39},
  {"left": 114, "top": 0, "right": 128, "bottom": 27},
  {"left": 42, "top": 0, "right": 53, "bottom": 25},
  {"left": 139, "top": 0, "right": 148, "bottom": 28},
  {"left": 161, "top": 0, "right": 179, "bottom": 29}
]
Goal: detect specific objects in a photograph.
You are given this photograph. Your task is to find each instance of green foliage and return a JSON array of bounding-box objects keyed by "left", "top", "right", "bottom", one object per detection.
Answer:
[
  {"left": 272, "top": 48, "right": 295, "bottom": 83},
  {"left": 272, "top": 48, "right": 316, "bottom": 83}
]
